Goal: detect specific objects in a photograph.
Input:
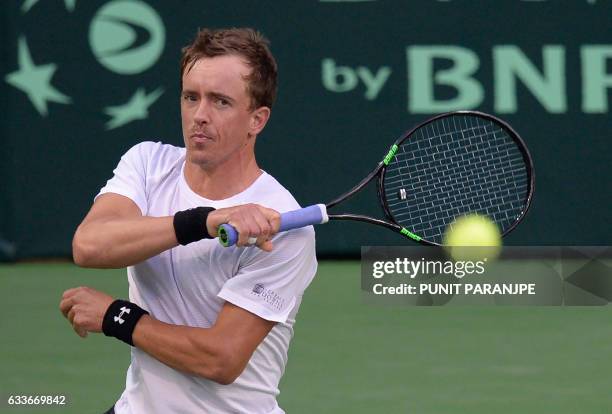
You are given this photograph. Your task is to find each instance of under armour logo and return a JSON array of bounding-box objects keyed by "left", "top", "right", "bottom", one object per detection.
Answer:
[{"left": 114, "top": 306, "right": 131, "bottom": 324}]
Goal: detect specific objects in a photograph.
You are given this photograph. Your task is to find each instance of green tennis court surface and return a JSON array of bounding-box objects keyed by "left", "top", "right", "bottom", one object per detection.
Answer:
[{"left": 1, "top": 262, "right": 610, "bottom": 413}]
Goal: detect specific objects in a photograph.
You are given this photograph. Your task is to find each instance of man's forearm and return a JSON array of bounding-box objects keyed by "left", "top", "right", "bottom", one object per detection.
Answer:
[
  {"left": 72, "top": 216, "right": 178, "bottom": 268},
  {"left": 61, "top": 289, "right": 274, "bottom": 385},
  {"left": 131, "top": 316, "right": 235, "bottom": 384}
]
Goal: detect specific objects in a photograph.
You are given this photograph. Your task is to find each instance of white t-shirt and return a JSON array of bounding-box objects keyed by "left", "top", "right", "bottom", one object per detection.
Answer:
[{"left": 96, "top": 141, "right": 317, "bottom": 414}]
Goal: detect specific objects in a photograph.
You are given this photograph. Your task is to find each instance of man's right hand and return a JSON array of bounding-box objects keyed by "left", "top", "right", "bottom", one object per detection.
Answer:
[{"left": 206, "top": 204, "right": 281, "bottom": 251}]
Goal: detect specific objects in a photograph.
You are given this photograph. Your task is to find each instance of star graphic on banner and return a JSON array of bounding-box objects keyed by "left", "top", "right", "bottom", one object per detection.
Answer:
[
  {"left": 104, "top": 87, "right": 165, "bottom": 130},
  {"left": 4, "top": 37, "right": 72, "bottom": 116},
  {"left": 21, "top": 0, "right": 76, "bottom": 13}
]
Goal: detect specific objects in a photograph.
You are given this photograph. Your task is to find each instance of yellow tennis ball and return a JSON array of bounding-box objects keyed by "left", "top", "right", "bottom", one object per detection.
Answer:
[{"left": 443, "top": 214, "right": 502, "bottom": 261}]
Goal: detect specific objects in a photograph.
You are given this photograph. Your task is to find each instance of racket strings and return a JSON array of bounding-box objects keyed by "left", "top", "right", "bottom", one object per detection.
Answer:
[{"left": 383, "top": 115, "right": 529, "bottom": 244}]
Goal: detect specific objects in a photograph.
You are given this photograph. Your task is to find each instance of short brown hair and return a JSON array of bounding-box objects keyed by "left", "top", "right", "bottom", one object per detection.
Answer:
[{"left": 181, "top": 28, "right": 278, "bottom": 110}]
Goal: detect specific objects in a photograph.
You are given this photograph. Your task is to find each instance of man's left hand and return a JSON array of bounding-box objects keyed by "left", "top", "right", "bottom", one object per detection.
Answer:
[
  {"left": 59, "top": 287, "right": 114, "bottom": 338},
  {"left": 206, "top": 204, "right": 281, "bottom": 251}
]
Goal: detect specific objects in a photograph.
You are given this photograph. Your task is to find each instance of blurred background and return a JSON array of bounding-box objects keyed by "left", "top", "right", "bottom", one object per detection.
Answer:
[
  {"left": 1, "top": 1, "right": 611, "bottom": 413},
  {"left": 1, "top": 0, "right": 611, "bottom": 260}
]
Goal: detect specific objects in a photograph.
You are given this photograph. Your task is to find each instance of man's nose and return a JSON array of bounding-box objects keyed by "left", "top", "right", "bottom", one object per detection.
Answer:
[{"left": 194, "top": 100, "right": 210, "bottom": 124}]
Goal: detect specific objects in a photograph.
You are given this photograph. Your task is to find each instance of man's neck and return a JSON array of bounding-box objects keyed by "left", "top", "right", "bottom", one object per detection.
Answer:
[{"left": 184, "top": 154, "right": 262, "bottom": 200}]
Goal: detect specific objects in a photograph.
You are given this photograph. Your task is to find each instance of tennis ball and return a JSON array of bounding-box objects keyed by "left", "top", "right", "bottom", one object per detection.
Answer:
[{"left": 443, "top": 214, "right": 502, "bottom": 261}]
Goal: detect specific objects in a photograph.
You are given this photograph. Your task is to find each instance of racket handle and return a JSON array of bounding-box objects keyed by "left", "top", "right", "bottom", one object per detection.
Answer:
[{"left": 218, "top": 204, "right": 329, "bottom": 247}]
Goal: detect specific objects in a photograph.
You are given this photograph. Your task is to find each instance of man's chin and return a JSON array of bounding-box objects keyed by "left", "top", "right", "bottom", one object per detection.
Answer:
[{"left": 186, "top": 150, "right": 213, "bottom": 167}]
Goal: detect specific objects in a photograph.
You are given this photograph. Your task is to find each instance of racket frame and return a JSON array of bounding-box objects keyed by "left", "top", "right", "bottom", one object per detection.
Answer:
[{"left": 326, "top": 110, "right": 535, "bottom": 245}]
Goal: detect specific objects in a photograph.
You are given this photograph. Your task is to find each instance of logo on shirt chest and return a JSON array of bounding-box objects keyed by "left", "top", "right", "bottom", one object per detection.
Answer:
[{"left": 251, "top": 283, "right": 285, "bottom": 311}]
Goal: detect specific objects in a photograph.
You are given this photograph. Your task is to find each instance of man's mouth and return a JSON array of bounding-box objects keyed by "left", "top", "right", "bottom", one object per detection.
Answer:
[{"left": 191, "top": 132, "right": 214, "bottom": 143}]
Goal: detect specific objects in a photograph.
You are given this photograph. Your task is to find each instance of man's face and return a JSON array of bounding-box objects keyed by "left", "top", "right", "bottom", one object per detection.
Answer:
[{"left": 181, "top": 55, "right": 258, "bottom": 168}]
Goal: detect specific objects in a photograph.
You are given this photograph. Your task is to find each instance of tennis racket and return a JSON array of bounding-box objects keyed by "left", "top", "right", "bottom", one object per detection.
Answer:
[{"left": 218, "top": 111, "right": 534, "bottom": 247}]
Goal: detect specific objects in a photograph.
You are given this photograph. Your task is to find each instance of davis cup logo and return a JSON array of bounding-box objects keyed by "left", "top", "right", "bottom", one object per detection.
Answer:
[
  {"left": 89, "top": 0, "right": 165, "bottom": 75},
  {"left": 4, "top": 0, "right": 166, "bottom": 129}
]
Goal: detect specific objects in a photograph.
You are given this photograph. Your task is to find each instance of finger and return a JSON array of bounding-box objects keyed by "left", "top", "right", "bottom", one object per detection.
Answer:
[
  {"left": 62, "top": 287, "right": 82, "bottom": 299},
  {"left": 255, "top": 208, "right": 279, "bottom": 250},
  {"left": 255, "top": 234, "right": 270, "bottom": 249},
  {"left": 71, "top": 312, "right": 80, "bottom": 331},
  {"left": 67, "top": 306, "right": 77, "bottom": 324},
  {"left": 251, "top": 206, "right": 273, "bottom": 232},
  {"left": 205, "top": 209, "right": 231, "bottom": 237},
  {"left": 249, "top": 222, "right": 265, "bottom": 247},
  {"left": 235, "top": 213, "right": 262, "bottom": 247},
  {"left": 237, "top": 225, "right": 257, "bottom": 246},
  {"left": 59, "top": 297, "right": 74, "bottom": 318},
  {"left": 249, "top": 211, "right": 272, "bottom": 246},
  {"left": 231, "top": 219, "right": 250, "bottom": 247},
  {"left": 71, "top": 313, "right": 90, "bottom": 338},
  {"left": 259, "top": 240, "right": 274, "bottom": 252},
  {"left": 262, "top": 207, "right": 281, "bottom": 234},
  {"left": 72, "top": 323, "right": 88, "bottom": 338}
]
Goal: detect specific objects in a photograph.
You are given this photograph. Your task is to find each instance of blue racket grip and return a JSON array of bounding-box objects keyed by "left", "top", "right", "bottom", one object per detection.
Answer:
[{"left": 218, "top": 204, "right": 328, "bottom": 247}]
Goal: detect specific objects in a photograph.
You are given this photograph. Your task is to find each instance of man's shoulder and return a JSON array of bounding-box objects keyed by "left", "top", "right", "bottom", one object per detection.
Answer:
[
  {"left": 122, "top": 141, "right": 185, "bottom": 175},
  {"left": 251, "top": 173, "right": 302, "bottom": 213},
  {"left": 125, "top": 141, "right": 184, "bottom": 161}
]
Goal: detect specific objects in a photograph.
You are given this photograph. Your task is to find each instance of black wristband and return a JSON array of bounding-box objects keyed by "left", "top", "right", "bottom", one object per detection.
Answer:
[
  {"left": 173, "top": 207, "right": 216, "bottom": 245},
  {"left": 102, "top": 299, "right": 149, "bottom": 346}
]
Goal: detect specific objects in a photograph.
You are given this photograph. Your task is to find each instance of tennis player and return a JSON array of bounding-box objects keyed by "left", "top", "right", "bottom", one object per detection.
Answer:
[{"left": 59, "top": 28, "right": 317, "bottom": 414}]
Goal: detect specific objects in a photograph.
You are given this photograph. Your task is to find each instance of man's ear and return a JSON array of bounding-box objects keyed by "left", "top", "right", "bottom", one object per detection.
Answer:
[{"left": 249, "top": 107, "right": 271, "bottom": 137}]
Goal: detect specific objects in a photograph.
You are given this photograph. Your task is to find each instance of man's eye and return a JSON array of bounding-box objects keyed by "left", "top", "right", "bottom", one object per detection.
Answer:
[
  {"left": 216, "top": 98, "right": 230, "bottom": 107},
  {"left": 183, "top": 94, "right": 197, "bottom": 101}
]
